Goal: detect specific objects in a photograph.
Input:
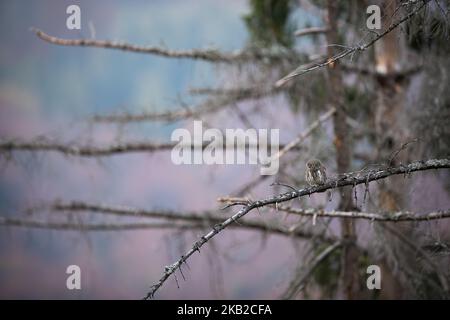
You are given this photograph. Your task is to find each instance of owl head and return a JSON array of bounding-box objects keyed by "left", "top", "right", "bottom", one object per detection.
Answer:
[{"left": 306, "top": 159, "right": 324, "bottom": 170}]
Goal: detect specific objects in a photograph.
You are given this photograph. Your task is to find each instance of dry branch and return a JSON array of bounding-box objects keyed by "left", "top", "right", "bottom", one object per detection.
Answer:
[
  {"left": 145, "top": 158, "right": 450, "bottom": 298},
  {"left": 47, "top": 201, "right": 332, "bottom": 240},
  {"left": 0, "top": 139, "right": 295, "bottom": 157},
  {"left": 0, "top": 139, "right": 175, "bottom": 156},
  {"left": 1, "top": 205, "right": 333, "bottom": 242},
  {"left": 216, "top": 198, "right": 450, "bottom": 222},
  {"left": 32, "top": 28, "right": 296, "bottom": 64},
  {"left": 0, "top": 217, "right": 198, "bottom": 231},
  {"left": 276, "top": 206, "right": 450, "bottom": 222}
]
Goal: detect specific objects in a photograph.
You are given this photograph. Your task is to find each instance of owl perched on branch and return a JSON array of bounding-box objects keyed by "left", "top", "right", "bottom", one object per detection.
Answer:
[{"left": 305, "top": 159, "right": 327, "bottom": 186}]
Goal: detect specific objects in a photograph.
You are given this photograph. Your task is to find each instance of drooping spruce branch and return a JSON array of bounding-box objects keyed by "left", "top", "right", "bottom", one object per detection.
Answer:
[
  {"left": 283, "top": 241, "right": 342, "bottom": 299},
  {"left": 144, "top": 158, "right": 450, "bottom": 299},
  {"left": 275, "top": 0, "right": 430, "bottom": 87}
]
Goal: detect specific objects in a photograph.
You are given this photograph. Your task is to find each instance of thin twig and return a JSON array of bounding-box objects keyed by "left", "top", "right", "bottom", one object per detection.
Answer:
[{"left": 294, "top": 27, "right": 329, "bottom": 37}]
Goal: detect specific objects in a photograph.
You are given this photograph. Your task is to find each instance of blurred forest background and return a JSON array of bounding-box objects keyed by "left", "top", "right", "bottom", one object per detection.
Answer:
[{"left": 0, "top": 0, "right": 449, "bottom": 299}]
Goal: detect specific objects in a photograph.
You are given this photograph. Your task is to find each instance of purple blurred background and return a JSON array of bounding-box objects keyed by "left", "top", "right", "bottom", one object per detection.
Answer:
[{"left": 1, "top": 1, "right": 449, "bottom": 299}]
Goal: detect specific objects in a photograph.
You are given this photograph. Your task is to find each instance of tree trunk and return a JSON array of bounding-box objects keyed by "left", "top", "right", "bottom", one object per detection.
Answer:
[
  {"left": 326, "top": 0, "right": 360, "bottom": 299},
  {"left": 373, "top": 0, "right": 416, "bottom": 298}
]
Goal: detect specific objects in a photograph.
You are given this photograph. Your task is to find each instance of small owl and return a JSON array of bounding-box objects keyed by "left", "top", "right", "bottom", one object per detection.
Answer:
[{"left": 305, "top": 159, "right": 327, "bottom": 186}]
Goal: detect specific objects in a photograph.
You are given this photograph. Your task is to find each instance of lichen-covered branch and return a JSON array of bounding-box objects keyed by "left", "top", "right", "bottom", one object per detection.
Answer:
[
  {"left": 144, "top": 158, "right": 450, "bottom": 299},
  {"left": 216, "top": 198, "right": 450, "bottom": 222}
]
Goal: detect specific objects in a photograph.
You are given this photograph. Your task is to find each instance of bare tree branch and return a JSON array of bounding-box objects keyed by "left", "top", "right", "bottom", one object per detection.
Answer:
[
  {"left": 216, "top": 199, "right": 450, "bottom": 222},
  {"left": 0, "top": 217, "right": 199, "bottom": 231},
  {"left": 31, "top": 28, "right": 296, "bottom": 64},
  {"left": 23, "top": 201, "right": 335, "bottom": 241},
  {"left": 0, "top": 139, "right": 175, "bottom": 156},
  {"left": 0, "top": 139, "right": 294, "bottom": 157},
  {"left": 144, "top": 158, "right": 450, "bottom": 298},
  {"left": 49, "top": 201, "right": 327, "bottom": 239}
]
